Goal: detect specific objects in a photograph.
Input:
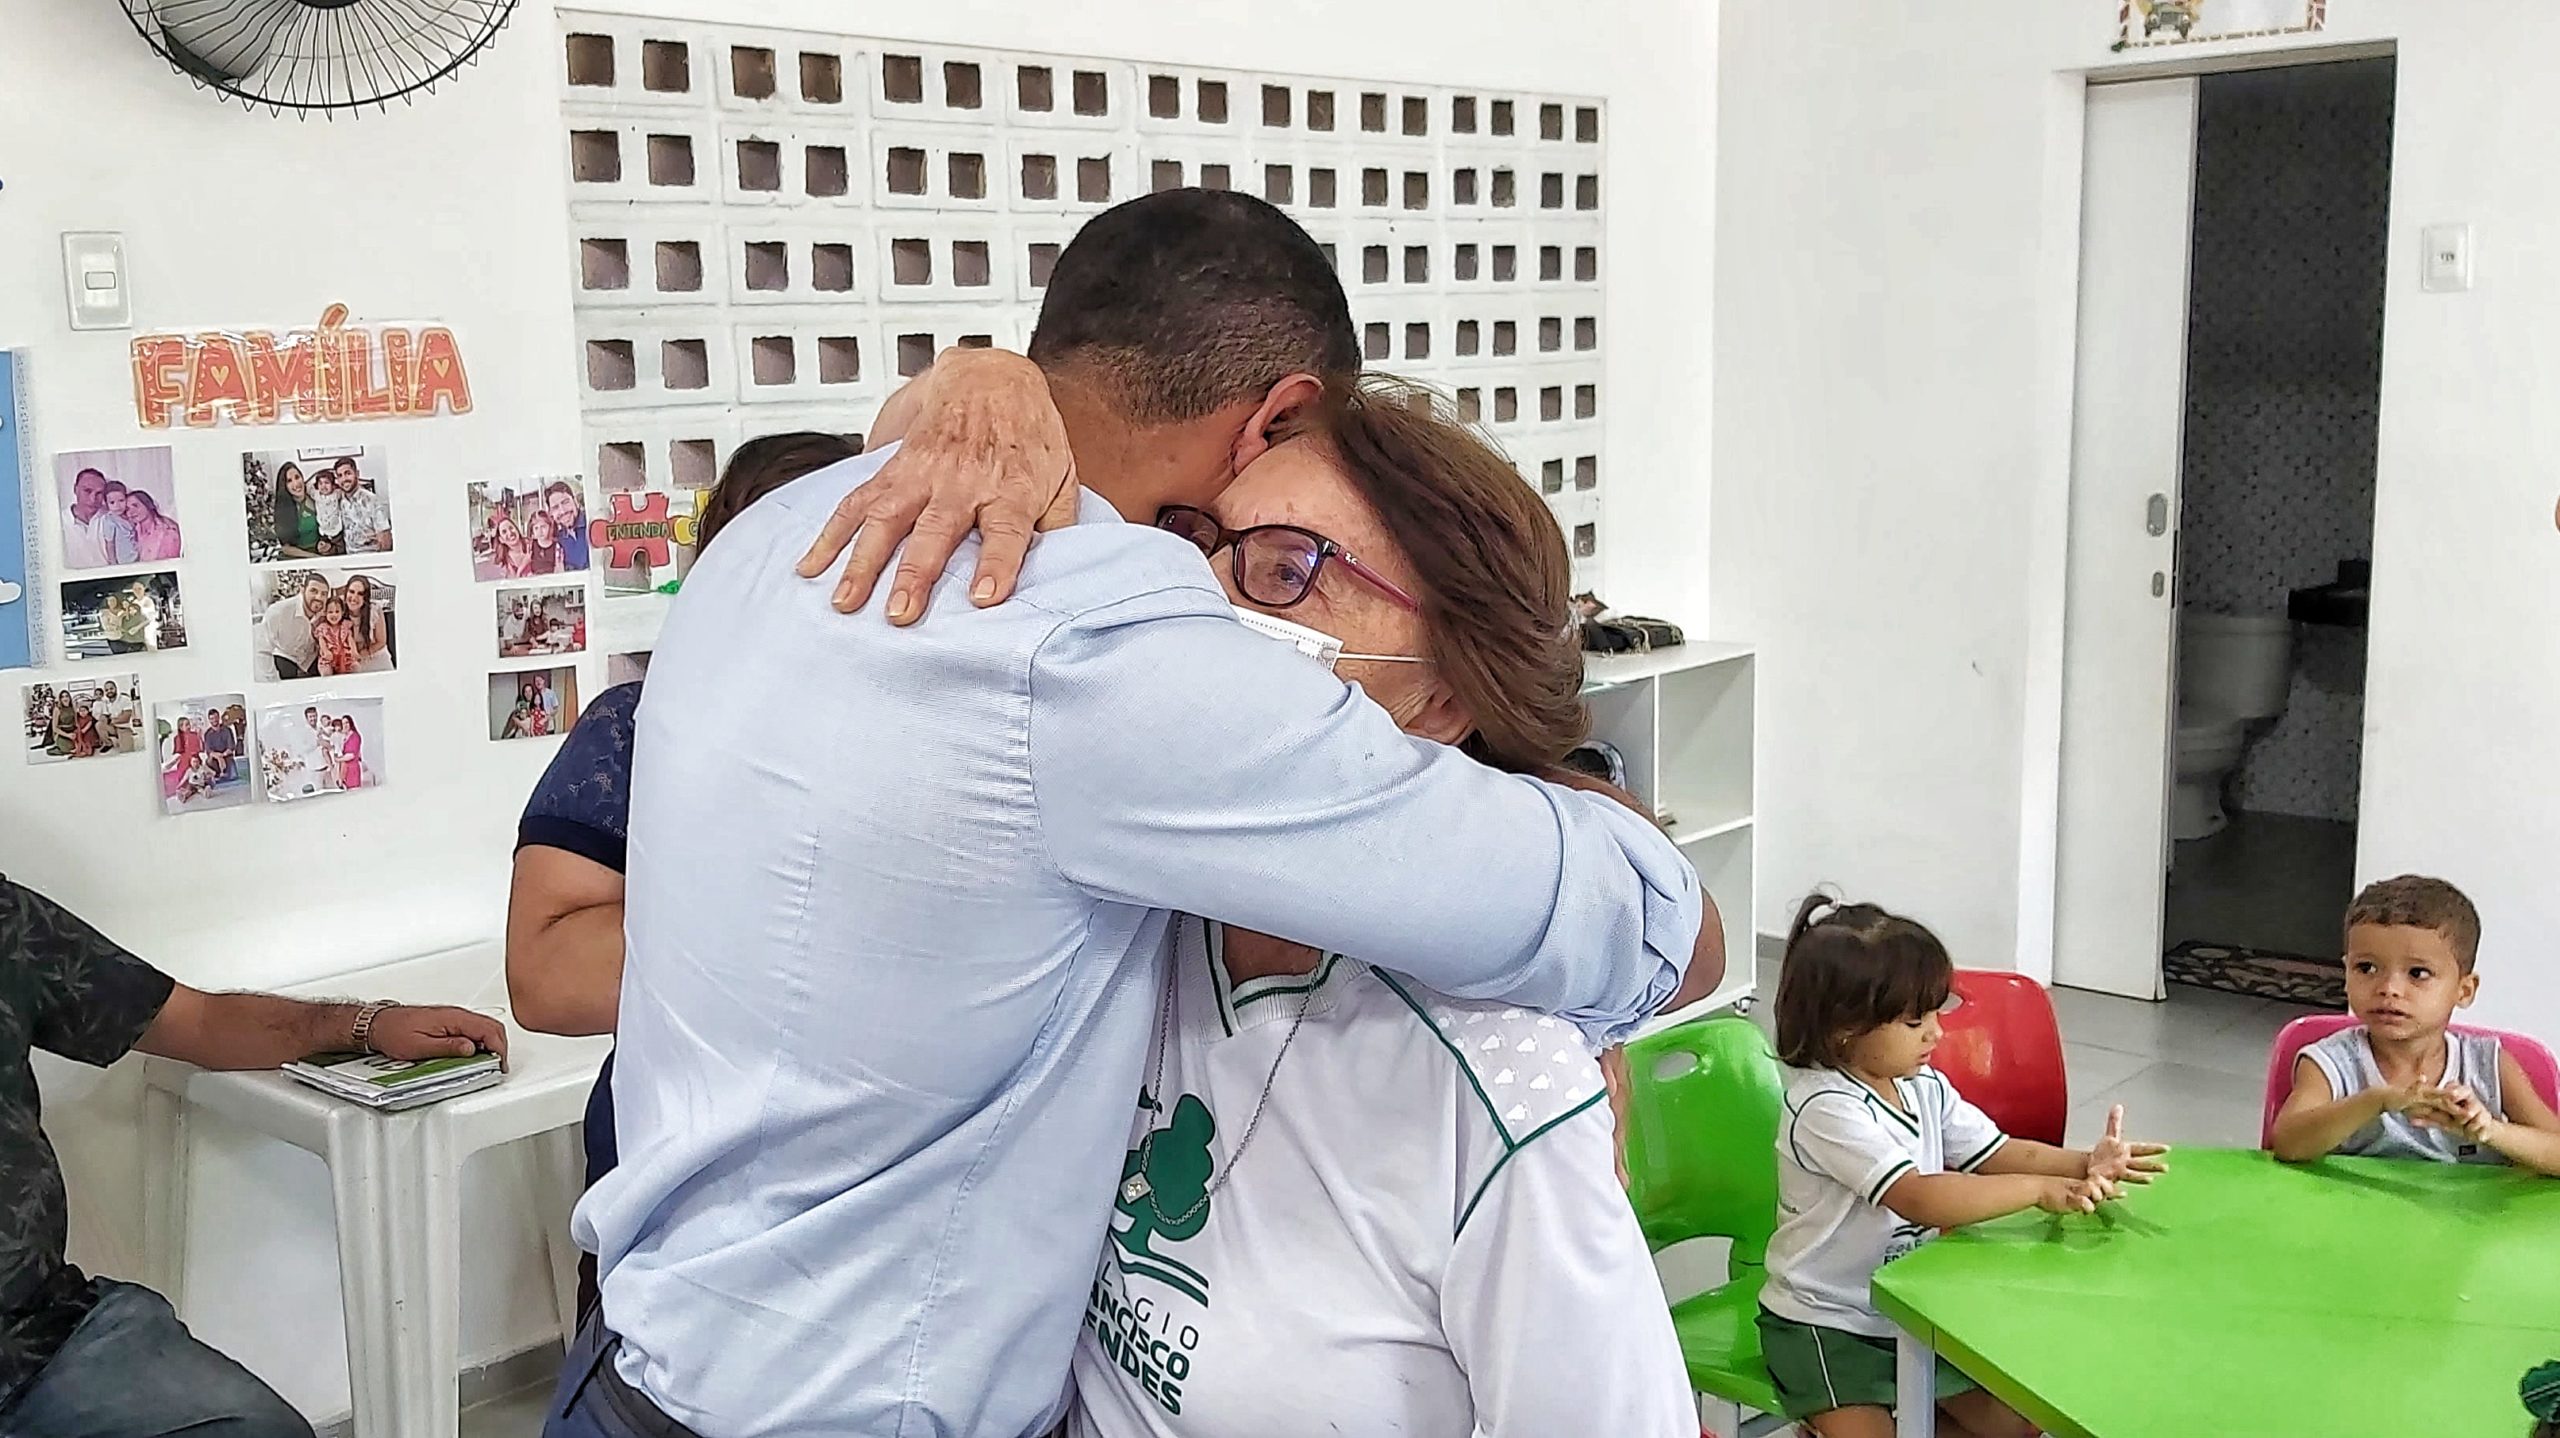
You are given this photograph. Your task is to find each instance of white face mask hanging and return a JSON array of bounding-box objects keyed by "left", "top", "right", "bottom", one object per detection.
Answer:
[{"left": 1231, "top": 609, "right": 1427, "bottom": 672}]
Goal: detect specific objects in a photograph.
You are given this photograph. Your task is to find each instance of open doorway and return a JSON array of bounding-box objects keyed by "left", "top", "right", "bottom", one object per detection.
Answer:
[
  {"left": 2052, "top": 55, "right": 2392, "bottom": 1007},
  {"left": 2160, "top": 59, "right": 2390, "bottom": 1008}
]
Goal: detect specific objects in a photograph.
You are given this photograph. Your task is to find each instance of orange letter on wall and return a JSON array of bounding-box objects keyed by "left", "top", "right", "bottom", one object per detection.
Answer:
[
  {"left": 244, "top": 332, "right": 315, "bottom": 424},
  {"left": 183, "top": 335, "right": 253, "bottom": 427},
  {"left": 131, "top": 337, "right": 186, "bottom": 429},
  {"left": 411, "top": 328, "right": 474, "bottom": 417}
]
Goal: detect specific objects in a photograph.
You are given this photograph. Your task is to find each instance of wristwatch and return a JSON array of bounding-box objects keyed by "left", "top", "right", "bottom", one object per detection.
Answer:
[{"left": 351, "top": 1000, "right": 398, "bottom": 1054}]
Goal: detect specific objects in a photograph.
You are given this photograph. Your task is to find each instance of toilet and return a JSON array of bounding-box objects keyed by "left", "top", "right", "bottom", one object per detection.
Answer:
[{"left": 2171, "top": 611, "right": 2294, "bottom": 842}]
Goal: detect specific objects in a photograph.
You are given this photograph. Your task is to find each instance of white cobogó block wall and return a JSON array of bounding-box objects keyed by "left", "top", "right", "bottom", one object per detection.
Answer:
[{"left": 556, "top": 11, "right": 1613, "bottom": 596}]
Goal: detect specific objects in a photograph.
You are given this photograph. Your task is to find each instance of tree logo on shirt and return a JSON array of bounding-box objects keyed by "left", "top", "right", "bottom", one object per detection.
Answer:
[{"left": 1110, "top": 1091, "right": 1215, "bottom": 1305}]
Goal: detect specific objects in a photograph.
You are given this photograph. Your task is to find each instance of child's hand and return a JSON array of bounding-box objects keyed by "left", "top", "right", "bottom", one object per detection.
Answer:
[
  {"left": 2397, "top": 1081, "right": 2467, "bottom": 1130},
  {"left": 2435, "top": 1083, "right": 2502, "bottom": 1144},
  {"left": 2037, "top": 1174, "right": 2118, "bottom": 1215},
  {"left": 2377, "top": 1075, "right": 2432, "bottom": 1114},
  {"left": 2084, "top": 1104, "right": 2170, "bottom": 1185}
]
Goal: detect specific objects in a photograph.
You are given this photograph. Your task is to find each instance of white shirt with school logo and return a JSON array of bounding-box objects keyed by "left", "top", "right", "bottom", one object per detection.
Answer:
[
  {"left": 1065, "top": 920, "right": 1691, "bottom": 1438},
  {"left": 1762, "top": 1065, "right": 2008, "bottom": 1338}
]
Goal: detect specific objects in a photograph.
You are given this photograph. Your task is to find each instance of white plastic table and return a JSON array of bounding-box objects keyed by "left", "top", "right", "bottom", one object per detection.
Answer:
[{"left": 137, "top": 945, "right": 611, "bottom": 1438}]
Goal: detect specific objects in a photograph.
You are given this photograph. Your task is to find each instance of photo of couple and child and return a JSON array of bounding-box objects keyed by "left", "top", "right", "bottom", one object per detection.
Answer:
[
  {"left": 21, "top": 676, "right": 142, "bottom": 764},
  {"left": 469, "top": 480, "right": 590, "bottom": 582},
  {"left": 489, "top": 668, "right": 581, "bottom": 742},
  {"left": 59, "top": 571, "right": 187, "bottom": 659},
  {"left": 55, "top": 447, "right": 183, "bottom": 568},
  {"left": 156, "top": 695, "right": 250, "bottom": 815},
  {"left": 251, "top": 568, "right": 398, "bottom": 681},
  {"left": 255, "top": 697, "right": 385, "bottom": 803},
  {"left": 243, "top": 448, "right": 395, "bottom": 563}
]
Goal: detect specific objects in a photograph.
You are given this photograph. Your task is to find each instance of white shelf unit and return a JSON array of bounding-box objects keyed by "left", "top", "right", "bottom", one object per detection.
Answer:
[{"left": 1581, "top": 642, "right": 1756, "bottom": 1035}]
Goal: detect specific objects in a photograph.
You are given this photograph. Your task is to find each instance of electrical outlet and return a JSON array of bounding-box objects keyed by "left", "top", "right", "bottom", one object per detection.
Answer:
[{"left": 2421, "top": 222, "right": 2473, "bottom": 293}]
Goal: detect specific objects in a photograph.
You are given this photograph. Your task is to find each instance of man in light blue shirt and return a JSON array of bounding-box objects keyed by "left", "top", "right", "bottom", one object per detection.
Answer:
[{"left": 556, "top": 192, "right": 1701, "bottom": 1438}]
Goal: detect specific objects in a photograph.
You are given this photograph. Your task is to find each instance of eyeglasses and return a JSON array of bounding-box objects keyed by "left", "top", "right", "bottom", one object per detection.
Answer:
[{"left": 1154, "top": 506, "right": 1420, "bottom": 614}]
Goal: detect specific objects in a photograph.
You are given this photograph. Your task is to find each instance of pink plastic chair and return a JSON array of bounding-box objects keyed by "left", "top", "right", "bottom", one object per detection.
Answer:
[{"left": 2259, "top": 1013, "right": 2560, "bottom": 1148}]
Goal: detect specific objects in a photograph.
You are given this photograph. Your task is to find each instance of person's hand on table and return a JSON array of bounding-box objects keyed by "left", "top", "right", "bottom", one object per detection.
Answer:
[
  {"left": 2083, "top": 1103, "right": 2169, "bottom": 1186},
  {"left": 2036, "top": 1173, "right": 2119, "bottom": 1215},
  {"left": 370, "top": 1005, "right": 510, "bottom": 1070},
  {"left": 795, "top": 347, "right": 1078, "bottom": 624}
]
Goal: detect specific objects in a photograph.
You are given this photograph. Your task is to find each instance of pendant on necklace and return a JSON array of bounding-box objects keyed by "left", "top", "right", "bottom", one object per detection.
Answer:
[{"left": 1121, "top": 1175, "right": 1152, "bottom": 1203}]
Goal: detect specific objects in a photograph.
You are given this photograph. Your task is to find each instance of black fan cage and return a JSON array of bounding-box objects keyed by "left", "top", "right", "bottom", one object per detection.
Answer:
[{"left": 118, "top": 0, "right": 519, "bottom": 115}]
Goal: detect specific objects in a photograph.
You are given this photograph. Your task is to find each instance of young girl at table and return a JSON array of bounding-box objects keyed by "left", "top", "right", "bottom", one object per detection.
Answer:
[
  {"left": 2271, "top": 876, "right": 2560, "bottom": 1174},
  {"left": 1758, "top": 895, "right": 2168, "bottom": 1438}
]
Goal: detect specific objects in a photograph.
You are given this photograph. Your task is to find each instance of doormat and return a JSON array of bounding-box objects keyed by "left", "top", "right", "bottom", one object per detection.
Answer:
[{"left": 2165, "top": 940, "right": 2346, "bottom": 1009}]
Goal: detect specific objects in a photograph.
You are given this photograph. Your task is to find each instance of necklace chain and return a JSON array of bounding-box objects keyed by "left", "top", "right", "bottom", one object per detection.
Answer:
[{"left": 1128, "top": 919, "right": 1314, "bottom": 1229}]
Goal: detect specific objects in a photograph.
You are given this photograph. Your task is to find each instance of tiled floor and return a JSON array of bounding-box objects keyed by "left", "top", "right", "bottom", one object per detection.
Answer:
[
  {"left": 2049, "top": 981, "right": 2319, "bottom": 1148},
  {"left": 2164, "top": 809, "right": 2357, "bottom": 959},
  {"left": 459, "top": 1382, "right": 550, "bottom": 1438}
]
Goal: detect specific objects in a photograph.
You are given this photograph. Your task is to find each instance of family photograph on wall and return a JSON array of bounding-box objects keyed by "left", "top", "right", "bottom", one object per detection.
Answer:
[
  {"left": 250, "top": 567, "right": 398, "bottom": 680},
  {"left": 60, "top": 571, "right": 187, "bottom": 658},
  {"left": 496, "top": 585, "right": 587, "bottom": 659},
  {"left": 243, "top": 447, "right": 396, "bottom": 563},
  {"left": 156, "top": 694, "right": 251, "bottom": 815},
  {"left": 256, "top": 696, "right": 385, "bottom": 802},
  {"left": 22, "top": 675, "right": 143, "bottom": 763},
  {"left": 469, "top": 479, "right": 590, "bottom": 582},
  {"left": 54, "top": 446, "right": 182, "bottom": 570},
  {"left": 489, "top": 667, "right": 581, "bottom": 741}
]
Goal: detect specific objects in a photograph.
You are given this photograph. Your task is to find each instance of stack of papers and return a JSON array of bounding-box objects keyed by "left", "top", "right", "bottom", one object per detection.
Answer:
[{"left": 282, "top": 1050, "right": 504, "bottom": 1111}]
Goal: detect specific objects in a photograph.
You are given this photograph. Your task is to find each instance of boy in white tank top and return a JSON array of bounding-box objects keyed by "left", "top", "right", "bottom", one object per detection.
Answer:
[{"left": 2271, "top": 875, "right": 2560, "bottom": 1174}]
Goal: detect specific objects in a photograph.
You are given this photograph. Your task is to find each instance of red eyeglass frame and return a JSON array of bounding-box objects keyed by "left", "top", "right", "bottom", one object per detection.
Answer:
[{"left": 1154, "top": 505, "right": 1420, "bottom": 613}]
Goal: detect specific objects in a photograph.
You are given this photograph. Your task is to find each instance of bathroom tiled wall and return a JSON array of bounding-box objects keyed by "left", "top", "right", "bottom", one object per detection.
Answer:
[{"left": 2177, "top": 58, "right": 2392, "bottom": 825}]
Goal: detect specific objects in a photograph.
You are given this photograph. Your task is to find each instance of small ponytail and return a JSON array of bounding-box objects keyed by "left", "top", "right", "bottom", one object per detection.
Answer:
[
  {"left": 1784, "top": 891, "right": 1842, "bottom": 957},
  {"left": 1770, "top": 892, "right": 1954, "bottom": 1070}
]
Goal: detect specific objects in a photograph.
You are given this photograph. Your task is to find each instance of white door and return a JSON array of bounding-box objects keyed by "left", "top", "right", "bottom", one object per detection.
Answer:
[{"left": 2052, "top": 77, "right": 2197, "bottom": 1001}]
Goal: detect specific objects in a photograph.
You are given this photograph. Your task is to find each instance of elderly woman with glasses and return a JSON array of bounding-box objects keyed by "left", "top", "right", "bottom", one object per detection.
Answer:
[{"left": 1061, "top": 376, "right": 1722, "bottom": 1438}]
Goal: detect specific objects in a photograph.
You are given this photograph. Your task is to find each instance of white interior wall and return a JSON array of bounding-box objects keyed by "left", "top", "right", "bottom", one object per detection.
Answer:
[
  {"left": 3, "top": 0, "right": 1715, "bottom": 1418},
  {"left": 1714, "top": 2, "right": 2560, "bottom": 1039}
]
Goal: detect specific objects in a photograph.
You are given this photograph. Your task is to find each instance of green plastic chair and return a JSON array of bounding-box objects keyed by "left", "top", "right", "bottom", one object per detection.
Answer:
[{"left": 1622, "top": 1015, "right": 1791, "bottom": 1438}]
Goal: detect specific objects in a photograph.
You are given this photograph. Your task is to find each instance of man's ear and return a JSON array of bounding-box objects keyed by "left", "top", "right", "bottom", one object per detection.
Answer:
[{"left": 1229, "top": 372, "right": 1328, "bottom": 473}]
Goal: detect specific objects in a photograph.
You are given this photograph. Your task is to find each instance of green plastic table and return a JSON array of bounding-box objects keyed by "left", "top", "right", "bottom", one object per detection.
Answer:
[{"left": 1871, "top": 1148, "right": 2560, "bottom": 1438}]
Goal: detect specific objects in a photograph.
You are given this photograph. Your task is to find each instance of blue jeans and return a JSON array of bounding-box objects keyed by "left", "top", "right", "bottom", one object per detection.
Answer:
[{"left": 2, "top": 1279, "right": 311, "bottom": 1438}]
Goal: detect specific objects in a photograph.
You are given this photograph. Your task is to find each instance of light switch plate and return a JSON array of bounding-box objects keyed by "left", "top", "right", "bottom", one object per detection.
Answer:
[
  {"left": 61, "top": 232, "right": 132, "bottom": 330},
  {"left": 2421, "top": 222, "right": 2473, "bottom": 293}
]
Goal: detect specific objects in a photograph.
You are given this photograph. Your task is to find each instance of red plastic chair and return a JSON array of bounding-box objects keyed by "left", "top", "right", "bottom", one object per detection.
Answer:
[
  {"left": 1933, "top": 970, "right": 2069, "bottom": 1145},
  {"left": 2258, "top": 1013, "right": 2560, "bottom": 1149}
]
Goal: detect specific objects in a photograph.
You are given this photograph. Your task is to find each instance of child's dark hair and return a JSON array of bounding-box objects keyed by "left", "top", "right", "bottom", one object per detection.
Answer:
[
  {"left": 695, "top": 431, "right": 861, "bottom": 552},
  {"left": 2346, "top": 874, "right": 2482, "bottom": 974},
  {"left": 1772, "top": 893, "right": 1955, "bottom": 1069}
]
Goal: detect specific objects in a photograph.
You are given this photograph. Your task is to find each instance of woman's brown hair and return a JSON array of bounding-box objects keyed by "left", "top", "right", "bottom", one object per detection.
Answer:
[
  {"left": 696, "top": 432, "right": 862, "bottom": 552},
  {"left": 1771, "top": 894, "right": 1956, "bottom": 1069},
  {"left": 1307, "top": 375, "right": 1587, "bottom": 773}
]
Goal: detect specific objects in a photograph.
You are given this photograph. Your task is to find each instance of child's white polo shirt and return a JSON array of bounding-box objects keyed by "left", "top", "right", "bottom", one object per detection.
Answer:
[{"left": 1762, "top": 1065, "right": 2008, "bottom": 1338}]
